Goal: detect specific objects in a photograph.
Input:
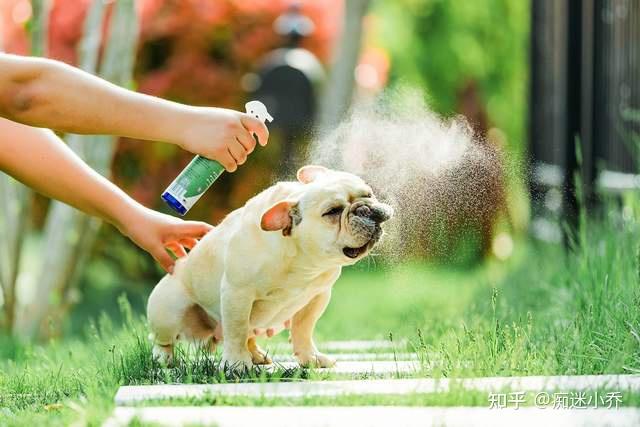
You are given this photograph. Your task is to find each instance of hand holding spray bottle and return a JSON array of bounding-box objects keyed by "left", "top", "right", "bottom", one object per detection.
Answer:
[{"left": 162, "top": 101, "right": 273, "bottom": 215}]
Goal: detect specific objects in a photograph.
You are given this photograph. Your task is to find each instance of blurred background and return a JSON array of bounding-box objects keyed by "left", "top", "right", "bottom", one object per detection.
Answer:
[{"left": 0, "top": 0, "right": 637, "bottom": 341}]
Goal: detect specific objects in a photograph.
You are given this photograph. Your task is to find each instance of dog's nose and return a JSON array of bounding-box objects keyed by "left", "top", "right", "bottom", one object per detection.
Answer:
[
  {"left": 369, "top": 204, "right": 393, "bottom": 223},
  {"left": 352, "top": 203, "right": 392, "bottom": 223},
  {"left": 354, "top": 205, "right": 371, "bottom": 218}
]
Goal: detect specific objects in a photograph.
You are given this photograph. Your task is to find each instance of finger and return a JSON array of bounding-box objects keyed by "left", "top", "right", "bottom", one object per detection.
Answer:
[
  {"left": 179, "top": 238, "right": 199, "bottom": 250},
  {"left": 165, "top": 221, "right": 213, "bottom": 241},
  {"left": 166, "top": 241, "right": 188, "bottom": 258},
  {"left": 236, "top": 128, "right": 256, "bottom": 153},
  {"left": 228, "top": 141, "right": 247, "bottom": 166},
  {"left": 154, "top": 247, "right": 176, "bottom": 274},
  {"left": 181, "top": 221, "right": 213, "bottom": 238},
  {"left": 240, "top": 114, "right": 269, "bottom": 146},
  {"left": 216, "top": 148, "right": 237, "bottom": 172},
  {"left": 221, "top": 148, "right": 237, "bottom": 172}
]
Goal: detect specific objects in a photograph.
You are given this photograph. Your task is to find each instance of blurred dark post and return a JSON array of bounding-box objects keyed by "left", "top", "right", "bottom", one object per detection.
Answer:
[
  {"left": 529, "top": 0, "right": 640, "bottom": 243},
  {"left": 562, "top": 0, "right": 583, "bottom": 240},
  {"left": 592, "top": 0, "right": 640, "bottom": 188},
  {"left": 529, "top": 0, "right": 570, "bottom": 242},
  {"left": 246, "top": 3, "right": 325, "bottom": 174}
]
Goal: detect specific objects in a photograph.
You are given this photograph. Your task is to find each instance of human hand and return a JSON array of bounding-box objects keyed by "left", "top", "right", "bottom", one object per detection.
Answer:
[
  {"left": 119, "top": 205, "right": 213, "bottom": 273},
  {"left": 176, "top": 107, "right": 269, "bottom": 172}
]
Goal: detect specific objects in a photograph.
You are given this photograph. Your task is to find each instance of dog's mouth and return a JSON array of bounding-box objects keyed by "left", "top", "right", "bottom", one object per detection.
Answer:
[
  {"left": 342, "top": 242, "right": 371, "bottom": 259},
  {"left": 342, "top": 223, "right": 384, "bottom": 259}
]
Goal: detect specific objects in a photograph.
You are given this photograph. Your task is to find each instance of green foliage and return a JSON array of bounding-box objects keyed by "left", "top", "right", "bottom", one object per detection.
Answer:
[{"left": 372, "top": 0, "right": 530, "bottom": 149}]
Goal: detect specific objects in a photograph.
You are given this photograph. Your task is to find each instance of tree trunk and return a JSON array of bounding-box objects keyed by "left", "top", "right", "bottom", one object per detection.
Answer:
[
  {"left": 316, "top": 0, "right": 371, "bottom": 135},
  {"left": 0, "top": 178, "right": 29, "bottom": 331},
  {"left": 30, "top": 0, "right": 50, "bottom": 57},
  {"left": 15, "top": 0, "right": 139, "bottom": 339}
]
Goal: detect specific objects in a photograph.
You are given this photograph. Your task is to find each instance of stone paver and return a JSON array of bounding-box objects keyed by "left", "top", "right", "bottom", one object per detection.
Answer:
[
  {"left": 320, "top": 340, "right": 407, "bottom": 352},
  {"left": 264, "top": 340, "right": 410, "bottom": 356},
  {"left": 106, "top": 406, "right": 640, "bottom": 427},
  {"left": 271, "top": 352, "right": 419, "bottom": 362},
  {"left": 270, "top": 360, "right": 421, "bottom": 375},
  {"left": 114, "top": 374, "right": 640, "bottom": 405}
]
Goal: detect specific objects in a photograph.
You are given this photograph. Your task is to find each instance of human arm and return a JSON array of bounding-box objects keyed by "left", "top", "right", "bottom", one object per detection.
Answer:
[
  {"left": 0, "top": 53, "right": 269, "bottom": 172},
  {"left": 0, "top": 117, "right": 211, "bottom": 272}
]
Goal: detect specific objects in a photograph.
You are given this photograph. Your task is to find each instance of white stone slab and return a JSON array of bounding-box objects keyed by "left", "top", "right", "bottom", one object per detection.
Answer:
[
  {"left": 271, "top": 352, "right": 419, "bottom": 362},
  {"left": 263, "top": 340, "right": 410, "bottom": 356},
  {"left": 319, "top": 340, "right": 407, "bottom": 352},
  {"left": 114, "top": 374, "right": 640, "bottom": 405},
  {"left": 269, "top": 360, "right": 421, "bottom": 375},
  {"left": 106, "top": 406, "right": 640, "bottom": 427}
]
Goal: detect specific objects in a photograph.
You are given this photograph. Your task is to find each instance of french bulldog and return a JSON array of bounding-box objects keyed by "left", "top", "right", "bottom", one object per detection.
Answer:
[{"left": 147, "top": 165, "right": 393, "bottom": 368}]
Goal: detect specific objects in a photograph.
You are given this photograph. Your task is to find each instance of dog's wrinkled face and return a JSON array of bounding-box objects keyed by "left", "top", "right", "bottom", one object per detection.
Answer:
[{"left": 261, "top": 166, "right": 394, "bottom": 265}]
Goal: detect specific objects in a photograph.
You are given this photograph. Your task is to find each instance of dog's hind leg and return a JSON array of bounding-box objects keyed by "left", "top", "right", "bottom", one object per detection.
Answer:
[
  {"left": 181, "top": 304, "right": 220, "bottom": 354},
  {"left": 147, "top": 274, "right": 191, "bottom": 365}
]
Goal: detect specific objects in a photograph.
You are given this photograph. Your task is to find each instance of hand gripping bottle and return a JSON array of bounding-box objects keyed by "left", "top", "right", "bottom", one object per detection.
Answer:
[{"left": 162, "top": 101, "right": 273, "bottom": 215}]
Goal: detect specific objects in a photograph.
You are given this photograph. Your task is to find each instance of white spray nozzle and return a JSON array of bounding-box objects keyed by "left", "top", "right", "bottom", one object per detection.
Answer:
[{"left": 245, "top": 100, "right": 274, "bottom": 123}]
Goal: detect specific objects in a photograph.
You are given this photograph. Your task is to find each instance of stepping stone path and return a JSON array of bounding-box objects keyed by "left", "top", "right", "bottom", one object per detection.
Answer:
[{"left": 108, "top": 340, "right": 639, "bottom": 426}]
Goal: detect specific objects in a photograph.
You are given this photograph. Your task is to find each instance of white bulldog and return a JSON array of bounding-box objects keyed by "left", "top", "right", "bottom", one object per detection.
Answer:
[{"left": 147, "top": 165, "right": 393, "bottom": 368}]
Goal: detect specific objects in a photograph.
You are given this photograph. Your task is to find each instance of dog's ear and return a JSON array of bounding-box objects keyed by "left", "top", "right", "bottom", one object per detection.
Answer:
[
  {"left": 297, "top": 165, "right": 328, "bottom": 184},
  {"left": 261, "top": 200, "right": 298, "bottom": 236}
]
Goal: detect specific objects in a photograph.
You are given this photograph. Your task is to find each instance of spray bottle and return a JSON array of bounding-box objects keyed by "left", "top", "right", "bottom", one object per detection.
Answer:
[{"left": 162, "top": 101, "right": 273, "bottom": 215}]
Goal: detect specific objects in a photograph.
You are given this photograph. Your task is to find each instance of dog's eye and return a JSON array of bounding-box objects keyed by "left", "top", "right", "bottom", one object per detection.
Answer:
[{"left": 323, "top": 206, "right": 344, "bottom": 216}]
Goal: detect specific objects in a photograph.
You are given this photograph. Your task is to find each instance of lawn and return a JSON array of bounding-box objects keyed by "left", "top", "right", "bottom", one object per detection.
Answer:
[{"left": 1, "top": 209, "right": 639, "bottom": 426}]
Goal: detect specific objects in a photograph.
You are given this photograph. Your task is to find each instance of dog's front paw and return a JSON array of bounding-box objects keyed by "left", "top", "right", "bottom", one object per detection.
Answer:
[
  {"left": 295, "top": 351, "right": 336, "bottom": 368},
  {"left": 221, "top": 350, "right": 254, "bottom": 370}
]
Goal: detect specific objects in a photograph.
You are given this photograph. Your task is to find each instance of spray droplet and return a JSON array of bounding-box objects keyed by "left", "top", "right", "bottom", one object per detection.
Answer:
[{"left": 306, "top": 89, "right": 510, "bottom": 264}]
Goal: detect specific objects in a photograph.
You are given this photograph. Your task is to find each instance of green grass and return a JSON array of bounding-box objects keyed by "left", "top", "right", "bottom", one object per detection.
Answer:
[{"left": 1, "top": 208, "right": 640, "bottom": 426}]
